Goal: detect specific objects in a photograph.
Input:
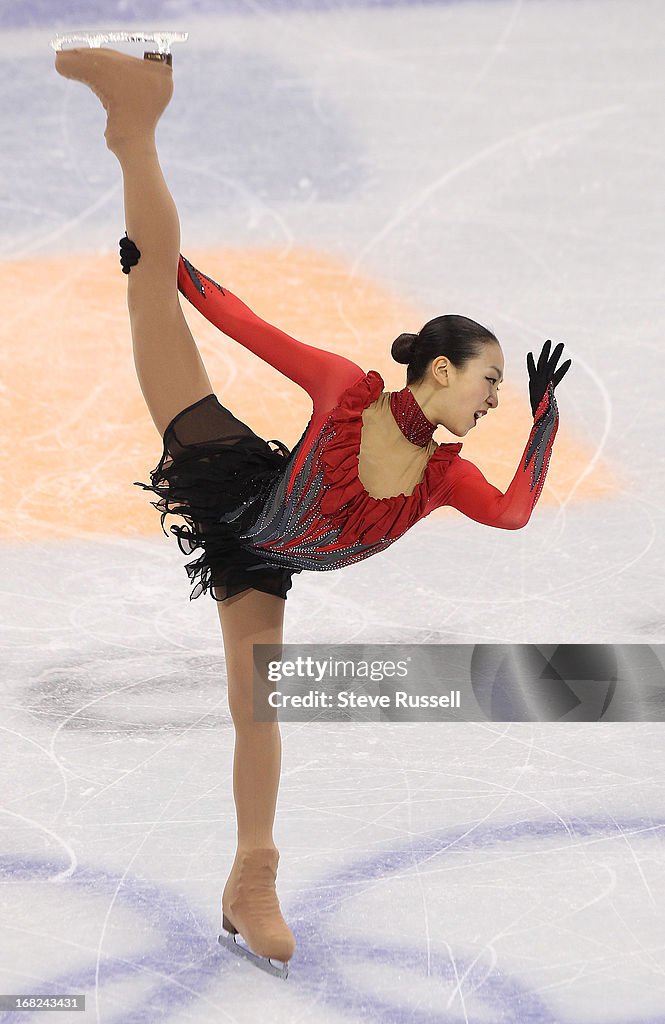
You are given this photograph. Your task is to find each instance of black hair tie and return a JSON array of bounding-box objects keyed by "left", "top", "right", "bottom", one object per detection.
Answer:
[{"left": 119, "top": 233, "right": 141, "bottom": 274}]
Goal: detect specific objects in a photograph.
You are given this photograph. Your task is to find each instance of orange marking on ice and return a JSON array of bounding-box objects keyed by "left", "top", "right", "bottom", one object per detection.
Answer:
[{"left": 1, "top": 248, "right": 616, "bottom": 541}]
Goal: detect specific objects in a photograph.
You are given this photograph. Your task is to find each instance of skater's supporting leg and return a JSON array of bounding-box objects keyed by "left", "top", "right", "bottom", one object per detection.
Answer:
[
  {"left": 55, "top": 48, "right": 214, "bottom": 436},
  {"left": 217, "top": 589, "right": 284, "bottom": 851},
  {"left": 216, "top": 589, "right": 296, "bottom": 963}
]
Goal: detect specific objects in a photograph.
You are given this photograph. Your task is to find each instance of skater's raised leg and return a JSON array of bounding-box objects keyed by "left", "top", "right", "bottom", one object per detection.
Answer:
[{"left": 55, "top": 47, "right": 214, "bottom": 436}]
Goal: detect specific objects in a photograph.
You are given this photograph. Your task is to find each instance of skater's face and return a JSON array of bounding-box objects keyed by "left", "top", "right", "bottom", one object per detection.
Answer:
[{"left": 425, "top": 342, "right": 504, "bottom": 437}]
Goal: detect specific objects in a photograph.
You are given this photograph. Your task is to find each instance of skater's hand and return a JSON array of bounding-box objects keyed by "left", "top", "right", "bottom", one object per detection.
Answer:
[
  {"left": 527, "top": 340, "right": 571, "bottom": 416},
  {"left": 119, "top": 234, "right": 141, "bottom": 274}
]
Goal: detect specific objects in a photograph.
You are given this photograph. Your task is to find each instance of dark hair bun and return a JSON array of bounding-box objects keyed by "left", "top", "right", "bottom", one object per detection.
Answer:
[{"left": 391, "top": 332, "right": 418, "bottom": 365}]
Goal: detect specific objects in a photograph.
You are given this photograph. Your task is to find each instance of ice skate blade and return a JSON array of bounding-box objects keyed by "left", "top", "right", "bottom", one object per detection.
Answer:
[
  {"left": 50, "top": 30, "right": 188, "bottom": 62},
  {"left": 218, "top": 930, "right": 289, "bottom": 980}
]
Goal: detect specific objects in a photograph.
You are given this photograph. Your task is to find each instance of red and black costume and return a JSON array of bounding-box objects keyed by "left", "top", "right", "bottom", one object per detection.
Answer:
[{"left": 134, "top": 257, "right": 559, "bottom": 602}]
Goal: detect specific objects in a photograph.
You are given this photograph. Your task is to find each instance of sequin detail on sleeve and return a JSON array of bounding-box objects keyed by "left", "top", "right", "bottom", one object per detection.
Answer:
[{"left": 523, "top": 382, "right": 558, "bottom": 505}]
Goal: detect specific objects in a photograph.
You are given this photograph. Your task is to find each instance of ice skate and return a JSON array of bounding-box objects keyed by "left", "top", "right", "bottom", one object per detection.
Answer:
[
  {"left": 52, "top": 32, "right": 182, "bottom": 151},
  {"left": 219, "top": 847, "right": 295, "bottom": 980}
]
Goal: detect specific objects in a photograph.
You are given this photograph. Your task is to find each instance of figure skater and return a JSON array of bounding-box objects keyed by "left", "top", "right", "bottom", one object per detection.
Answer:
[{"left": 54, "top": 43, "right": 571, "bottom": 979}]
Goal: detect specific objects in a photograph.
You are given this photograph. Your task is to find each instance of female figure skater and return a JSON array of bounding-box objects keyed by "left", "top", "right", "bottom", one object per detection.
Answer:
[{"left": 54, "top": 43, "right": 570, "bottom": 978}]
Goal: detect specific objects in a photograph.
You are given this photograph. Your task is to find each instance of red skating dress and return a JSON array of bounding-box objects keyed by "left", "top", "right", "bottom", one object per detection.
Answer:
[{"left": 133, "top": 257, "right": 559, "bottom": 602}]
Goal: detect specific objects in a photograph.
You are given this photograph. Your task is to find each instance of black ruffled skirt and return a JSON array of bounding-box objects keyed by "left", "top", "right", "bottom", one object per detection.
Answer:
[{"left": 133, "top": 393, "right": 298, "bottom": 602}]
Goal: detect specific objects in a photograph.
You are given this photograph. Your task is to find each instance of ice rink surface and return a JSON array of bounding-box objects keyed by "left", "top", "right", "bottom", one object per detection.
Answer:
[{"left": 1, "top": 0, "right": 665, "bottom": 1020}]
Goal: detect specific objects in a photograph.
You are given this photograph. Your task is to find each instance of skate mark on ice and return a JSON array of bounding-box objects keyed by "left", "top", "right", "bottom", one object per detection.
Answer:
[
  {"left": 290, "top": 815, "right": 665, "bottom": 1023},
  {"left": 0, "top": 856, "right": 230, "bottom": 1024}
]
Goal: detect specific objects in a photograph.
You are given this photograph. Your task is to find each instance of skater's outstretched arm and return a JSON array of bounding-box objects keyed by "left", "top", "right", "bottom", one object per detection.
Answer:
[
  {"left": 178, "top": 256, "right": 365, "bottom": 415},
  {"left": 434, "top": 384, "right": 559, "bottom": 529}
]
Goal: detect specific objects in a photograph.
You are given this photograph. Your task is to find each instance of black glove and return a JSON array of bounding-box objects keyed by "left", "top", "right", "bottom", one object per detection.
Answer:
[
  {"left": 119, "top": 233, "right": 141, "bottom": 274},
  {"left": 527, "top": 339, "right": 571, "bottom": 417}
]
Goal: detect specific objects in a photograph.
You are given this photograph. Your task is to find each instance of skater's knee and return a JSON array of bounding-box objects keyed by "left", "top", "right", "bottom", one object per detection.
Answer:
[
  {"left": 230, "top": 702, "right": 279, "bottom": 735},
  {"left": 227, "top": 673, "right": 279, "bottom": 730}
]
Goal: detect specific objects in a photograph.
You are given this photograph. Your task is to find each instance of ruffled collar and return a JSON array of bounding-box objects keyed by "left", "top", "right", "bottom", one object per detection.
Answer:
[
  {"left": 389, "top": 386, "right": 437, "bottom": 447},
  {"left": 319, "top": 371, "right": 463, "bottom": 546}
]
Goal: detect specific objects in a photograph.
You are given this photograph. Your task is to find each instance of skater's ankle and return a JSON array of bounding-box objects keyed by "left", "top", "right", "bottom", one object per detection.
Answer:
[
  {"left": 235, "top": 842, "right": 279, "bottom": 857},
  {"left": 106, "top": 129, "right": 158, "bottom": 159}
]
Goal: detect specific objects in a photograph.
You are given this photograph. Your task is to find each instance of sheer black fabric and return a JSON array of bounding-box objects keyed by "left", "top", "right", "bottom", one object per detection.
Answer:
[{"left": 134, "top": 394, "right": 298, "bottom": 602}]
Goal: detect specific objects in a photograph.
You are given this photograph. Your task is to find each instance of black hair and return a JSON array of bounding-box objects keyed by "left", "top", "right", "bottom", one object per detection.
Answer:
[{"left": 391, "top": 315, "right": 498, "bottom": 386}]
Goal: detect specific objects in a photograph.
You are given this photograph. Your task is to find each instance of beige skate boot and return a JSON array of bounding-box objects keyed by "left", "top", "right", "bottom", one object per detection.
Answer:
[
  {"left": 220, "top": 847, "right": 295, "bottom": 979},
  {"left": 54, "top": 45, "right": 174, "bottom": 152}
]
